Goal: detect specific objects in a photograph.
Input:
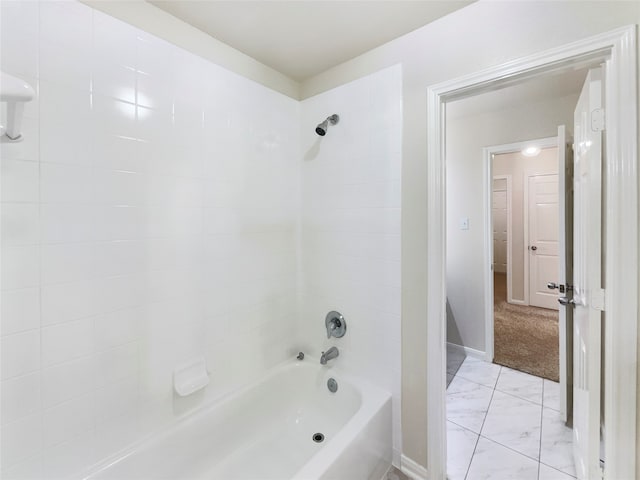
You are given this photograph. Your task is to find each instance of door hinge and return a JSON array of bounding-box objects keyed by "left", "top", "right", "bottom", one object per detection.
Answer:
[
  {"left": 591, "top": 108, "right": 606, "bottom": 132},
  {"left": 592, "top": 288, "right": 606, "bottom": 311}
]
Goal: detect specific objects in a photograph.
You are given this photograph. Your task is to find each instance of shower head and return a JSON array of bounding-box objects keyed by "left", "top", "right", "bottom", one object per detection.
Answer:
[{"left": 315, "top": 114, "right": 339, "bottom": 136}]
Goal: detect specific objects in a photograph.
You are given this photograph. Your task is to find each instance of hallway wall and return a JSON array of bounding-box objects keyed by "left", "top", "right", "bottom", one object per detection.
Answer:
[{"left": 445, "top": 96, "right": 575, "bottom": 353}]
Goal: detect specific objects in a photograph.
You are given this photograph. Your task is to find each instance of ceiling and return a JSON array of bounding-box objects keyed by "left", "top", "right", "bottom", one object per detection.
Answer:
[
  {"left": 149, "top": 1, "right": 473, "bottom": 82},
  {"left": 447, "top": 67, "right": 590, "bottom": 119}
]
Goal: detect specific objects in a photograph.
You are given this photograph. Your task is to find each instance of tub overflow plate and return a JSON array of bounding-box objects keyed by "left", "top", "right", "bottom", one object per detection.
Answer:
[{"left": 327, "top": 378, "right": 338, "bottom": 393}]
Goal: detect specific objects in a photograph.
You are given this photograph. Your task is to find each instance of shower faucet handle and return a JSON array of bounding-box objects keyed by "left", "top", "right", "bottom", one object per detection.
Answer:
[{"left": 325, "top": 311, "right": 346, "bottom": 339}]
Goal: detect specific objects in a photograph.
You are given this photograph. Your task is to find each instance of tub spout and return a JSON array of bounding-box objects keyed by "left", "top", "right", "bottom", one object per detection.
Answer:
[{"left": 320, "top": 347, "right": 339, "bottom": 365}]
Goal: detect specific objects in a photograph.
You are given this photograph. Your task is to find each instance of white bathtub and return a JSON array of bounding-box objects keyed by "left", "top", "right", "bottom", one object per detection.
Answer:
[{"left": 83, "top": 359, "right": 392, "bottom": 480}]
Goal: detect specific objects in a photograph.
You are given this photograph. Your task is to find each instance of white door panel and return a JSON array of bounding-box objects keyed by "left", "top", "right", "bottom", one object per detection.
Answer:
[
  {"left": 528, "top": 174, "right": 560, "bottom": 310},
  {"left": 572, "top": 67, "right": 603, "bottom": 480},
  {"left": 493, "top": 178, "right": 507, "bottom": 191},
  {"left": 557, "top": 124, "right": 574, "bottom": 424},
  {"left": 493, "top": 191, "right": 507, "bottom": 208}
]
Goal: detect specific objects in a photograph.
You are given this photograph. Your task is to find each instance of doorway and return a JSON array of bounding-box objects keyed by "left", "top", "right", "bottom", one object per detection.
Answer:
[
  {"left": 489, "top": 144, "right": 561, "bottom": 382},
  {"left": 445, "top": 84, "right": 576, "bottom": 477},
  {"left": 428, "top": 27, "right": 637, "bottom": 480}
]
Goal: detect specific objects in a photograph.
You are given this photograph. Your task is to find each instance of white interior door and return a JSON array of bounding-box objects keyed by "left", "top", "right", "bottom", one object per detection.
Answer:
[
  {"left": 528, "top": 174, "right": 560, "bottom": 310},
  {"left": 492, "top": 177, "right": 509, "bottom": 274},
  {"left": 571, "top": 67, "right": 603, "bottom": 480},
  {"left": 557, "top": 125, "right": 574, "bottom": 424}
]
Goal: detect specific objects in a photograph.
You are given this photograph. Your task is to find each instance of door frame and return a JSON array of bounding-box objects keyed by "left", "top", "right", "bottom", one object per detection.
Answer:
[
  {"left": 524, "top": 171, "right": 561, "bottom": 310},
  {"left": 483, "top": 137, "right": 556, "bottom": 362},
  {"left": 426, "top": 26, "right": 637, "bottom": 480}
]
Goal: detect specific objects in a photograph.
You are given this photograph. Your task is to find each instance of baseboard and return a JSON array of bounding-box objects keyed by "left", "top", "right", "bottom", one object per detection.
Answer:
[
  {"left": 446, "top": 341, "right": 484, "bottom": 360},
  {"left": 507, "top": 297, "right": 526, "bottom": 306},
  {"left": 400, "top": 454, "right": 427, "bottom": 480}
]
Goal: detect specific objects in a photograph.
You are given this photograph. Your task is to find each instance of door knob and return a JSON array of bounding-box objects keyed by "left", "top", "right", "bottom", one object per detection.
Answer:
[
  {"left": 530, "top": 245, "right": 538, "bottom": 251},
  {"left": 547, "top": 282, "right": 559, "bottom": 290},
  {"left": 558, "top": 296, "right": 576, "bottom": 307}
]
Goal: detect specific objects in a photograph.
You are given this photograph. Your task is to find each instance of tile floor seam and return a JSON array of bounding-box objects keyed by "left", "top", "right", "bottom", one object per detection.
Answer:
[
  {"left": 538, "top": 460, "right": 577, "bottom": 479},
  {"left": 484, "top": 370, "right": 544, "bottom": 464},
  {"left": 476, "top": 366, "right": 500, "bottom": 440},
  {"left": 537, "top": 380, "right": 545, "bottom": 480},
  {"left": 470, "top": 435, "right": 542, "bottom": 476},
  {"left": 447, "top": 419, "right": 476, "bottom": 433},
  {"left": 450, "top": 364, "right": 491, "bottom": 480},
  {"left": 449, "top": 376, "right": 495, "bottom": 392},
  {"left": 492, "top": 387, "right": 543, "bottom": 407},
  {"left": 493, "top": 383, "right": 543, "bottom": 403},
  {"left": 453, "top": 374, "right": 489, "bottom": 388},
  {"left": 476, "top": 432, "right": 544, "bottom": 464},
  {"left": 446, "top": 418, "right": 550, "bottom": 466},
  {"left": 462, "top": 430, "right": 480, "bottom": 480}
]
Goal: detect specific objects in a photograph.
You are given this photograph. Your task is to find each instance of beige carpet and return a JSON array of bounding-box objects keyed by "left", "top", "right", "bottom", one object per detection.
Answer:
[{"left": 493, "top": 273, "right": 559, "bottom": 381}]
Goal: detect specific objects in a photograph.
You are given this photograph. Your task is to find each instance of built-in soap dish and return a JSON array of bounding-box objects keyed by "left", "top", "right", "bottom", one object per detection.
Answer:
[{"left": 173, "top": 357, "right": 209, "bottom": 397}]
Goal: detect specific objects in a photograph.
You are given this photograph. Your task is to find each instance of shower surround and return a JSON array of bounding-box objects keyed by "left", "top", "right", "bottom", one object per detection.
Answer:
[{"left": 0, "top": 1, "right": 402, "bottom": 478}]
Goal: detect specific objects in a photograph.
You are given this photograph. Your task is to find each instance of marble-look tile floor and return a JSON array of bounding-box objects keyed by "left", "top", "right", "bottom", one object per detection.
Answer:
[{"left": 447, "top": 356, "right": 575, "bottom": 480}]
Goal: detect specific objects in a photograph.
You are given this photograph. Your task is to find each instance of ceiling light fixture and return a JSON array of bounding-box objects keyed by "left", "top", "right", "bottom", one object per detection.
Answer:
[{"left": 522, "top": 146, "right": 541, "bottom": 157}]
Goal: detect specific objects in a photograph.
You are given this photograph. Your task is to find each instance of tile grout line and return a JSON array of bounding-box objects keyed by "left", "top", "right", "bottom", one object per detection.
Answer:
[
  {"left": 446, "top": 418, "right": 480, "bottom": 435},
  {"left": 471, "top": 363, "right": 545, "bottom": 473},
  {"left": 481, "top": 372, "right": 545, "bottom": 465},
  {"left": 538, "top": 461, "right": 578, "bottom": 479},
  {"left": 446, "top": 358, "right": 480, "bottom": 480},
  {"left": 475, "top": 432, "right": 544, "bottom": 465},
  {"left": 463, "top": 430, "right": 480, "bottom": 480},
  {"left": 449, "top": 415, "right": 567, "bottom": 467},
  {"left": 465, "top": 363, "right": 501, "bottom": 480},
  {"left": 537, "top": 380, "right": 545, "bottom": 479}
]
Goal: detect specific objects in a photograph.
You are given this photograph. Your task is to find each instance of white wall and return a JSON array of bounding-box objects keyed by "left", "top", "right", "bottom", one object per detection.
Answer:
[
  {"left": 298, "top": 2, "right": 639, "bottom": 465},
  {"left": 446, "top": 94, "right": 576, "bottom": 353},
  {"left": 298, "top": 65, "right": 402, "bottom": 462},
  {"left": 0, "top": 2, "right": 299, "bottom": 478}
]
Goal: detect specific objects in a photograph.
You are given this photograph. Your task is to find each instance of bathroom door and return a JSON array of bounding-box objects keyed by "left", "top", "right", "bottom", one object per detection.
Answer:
[
  {"left": 557, "top": 124, "right": 574, "bottom": 425},
  {"left": 571, "top": 67, "right": 604, "bottom": 480}
]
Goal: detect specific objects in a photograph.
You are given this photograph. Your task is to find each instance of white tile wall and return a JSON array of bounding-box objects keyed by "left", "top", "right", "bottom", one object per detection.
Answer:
[
  {"left": 1, "top": 1, "right": 299, "bottom": 477},
  {"left": 1, "top": 2, "right": 402, "bottom": 477},
  {"left": 298, "top": 65, "right": 403, "bottom": 460}
]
